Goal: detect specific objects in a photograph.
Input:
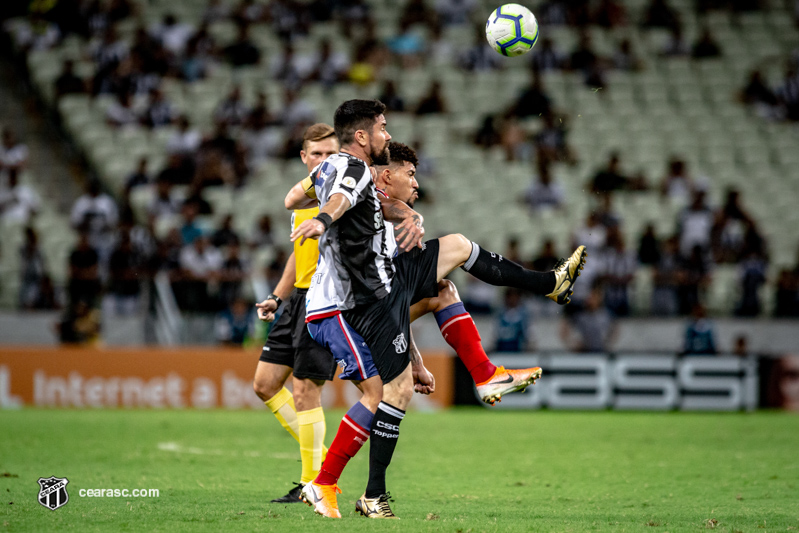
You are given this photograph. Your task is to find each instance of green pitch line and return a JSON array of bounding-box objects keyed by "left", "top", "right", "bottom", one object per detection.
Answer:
[{"left": 1, "top": 409, "right": 797, "bottom": 532}]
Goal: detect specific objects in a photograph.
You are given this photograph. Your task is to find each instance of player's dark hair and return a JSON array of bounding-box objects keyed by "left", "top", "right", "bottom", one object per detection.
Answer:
[
  {"left": 386, "top": 142, "right": 418, "bottom": 168},
  {"left": 302, "top": 123, "right": 336, "bottom": 150},
  {"left": 334, "top": 99, "right": 387, "bottom": 146}
]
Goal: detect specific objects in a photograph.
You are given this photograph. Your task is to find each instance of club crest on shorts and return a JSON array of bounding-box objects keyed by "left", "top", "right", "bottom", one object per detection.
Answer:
[
  {"left": 392, "top": 333, "right": 407, "bottom": 354},
  {"left": 37, "top": 476, "right": 69, "bottom": 510}
]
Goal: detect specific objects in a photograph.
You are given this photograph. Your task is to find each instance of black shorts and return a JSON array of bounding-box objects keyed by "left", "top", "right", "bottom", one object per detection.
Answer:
[
  {"left": 259, "top": 288, "right": 337, "bottom": 381},
  {"left": 343, "top": 239, "right": 440, "bottom": 384}
]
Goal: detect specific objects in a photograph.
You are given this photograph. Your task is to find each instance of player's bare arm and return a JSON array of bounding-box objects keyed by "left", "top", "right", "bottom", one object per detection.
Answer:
[
  {"left": 409, "top": 329, "right": 435, "bottom": 395},
  {"left": 290, "top": 192, "right": 351, "bottom": 244},
  {"left": 255, "top": 253, "right": 297, "bottom": 322},
  {"left": 379, "top": 196, "right": 425, "bottom": 252},
  {"left": 284, "top": 176, "right": 318, "bottom": 210}
]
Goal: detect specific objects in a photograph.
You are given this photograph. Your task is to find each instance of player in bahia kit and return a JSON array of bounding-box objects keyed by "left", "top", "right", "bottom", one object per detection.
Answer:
[{"left": 291, "top": 100, "right": 586, "bottom": 519}]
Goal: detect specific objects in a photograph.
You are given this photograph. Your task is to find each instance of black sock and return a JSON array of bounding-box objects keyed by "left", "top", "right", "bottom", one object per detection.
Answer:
[
  {"left": 461, "top": 243, "right": 556, "bottom": 295},
  {"left": 365, "top": 402, "right": 405, "bottom": 498}
]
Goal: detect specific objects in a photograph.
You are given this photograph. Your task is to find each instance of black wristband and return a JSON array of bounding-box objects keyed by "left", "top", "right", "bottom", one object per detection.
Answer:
[
  {"left": 314, "top": 213, "right": 333, "bottom": 231},
  {"left": 267, "top": 294, "right": 283, "bottom": 308}
]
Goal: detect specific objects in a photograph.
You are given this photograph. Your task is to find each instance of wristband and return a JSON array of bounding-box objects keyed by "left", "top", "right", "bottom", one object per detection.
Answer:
[
  {"left": 266, "top": 294, "right": 283, "bottom": 308},
  {"left": 314, "top": 213, "right": 333, "bottom": 231}
]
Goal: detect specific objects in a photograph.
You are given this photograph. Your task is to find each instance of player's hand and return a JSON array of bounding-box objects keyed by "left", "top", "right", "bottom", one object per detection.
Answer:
[
  {"left": 412, "top": 364, "right": 435, "bottom": 395},
  {"left": 255, "top": 299, "right": 278, "bottom": 322},
  {"left": 290, "top": 218, "right": 325, "bottom": 245},
  {"left": 393, "top": 214, "right": 425, "bottom": 252}
]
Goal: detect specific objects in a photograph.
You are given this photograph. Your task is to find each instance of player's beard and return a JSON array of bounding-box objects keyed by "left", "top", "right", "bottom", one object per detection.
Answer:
[{"left": 371, "top": 144, "right": 390, "bottom": 166}]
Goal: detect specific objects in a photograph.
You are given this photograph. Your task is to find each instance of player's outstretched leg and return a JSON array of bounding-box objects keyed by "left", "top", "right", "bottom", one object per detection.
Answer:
[
  {"left": 436, "top": 235, "right": 587, "bottom": 305},
  {"left": 411, "top": 280, "right": 541, "bottom": 405}
]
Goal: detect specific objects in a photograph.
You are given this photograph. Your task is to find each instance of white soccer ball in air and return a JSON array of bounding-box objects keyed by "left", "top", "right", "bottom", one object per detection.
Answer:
[{"left": 485, "top": 3, "right": 540, "bottom": 57}]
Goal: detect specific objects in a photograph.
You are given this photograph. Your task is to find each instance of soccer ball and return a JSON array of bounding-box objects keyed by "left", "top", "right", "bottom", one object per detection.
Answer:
[{"left": 485, "top": 4, "right": 539, "bottom": 57}]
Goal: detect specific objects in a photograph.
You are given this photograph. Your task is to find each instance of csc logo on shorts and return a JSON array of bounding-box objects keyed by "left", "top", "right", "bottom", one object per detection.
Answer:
[{"left": 392, "top": 333, "right": 407, "bottom": 354}]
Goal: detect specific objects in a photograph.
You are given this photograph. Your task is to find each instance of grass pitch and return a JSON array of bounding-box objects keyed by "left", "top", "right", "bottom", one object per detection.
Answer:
[{"left": 1, "top": 408, "right": 797, "bottom": 532}]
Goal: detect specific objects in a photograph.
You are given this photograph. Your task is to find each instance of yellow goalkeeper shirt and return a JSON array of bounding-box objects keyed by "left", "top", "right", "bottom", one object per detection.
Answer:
[{"left": 292, "top": 176, "right": 319, "bottom": 289}]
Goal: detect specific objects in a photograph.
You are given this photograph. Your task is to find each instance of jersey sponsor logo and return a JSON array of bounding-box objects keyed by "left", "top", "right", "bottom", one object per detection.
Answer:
[
  {"left": 376, "top": 421, "right": 399, "bottom": 432},
  {"left": 373, "top": 211, "right": 383, "bottom": 230},
  {"left": 392, "top": 333, "right": 407, "bottom": 354}
]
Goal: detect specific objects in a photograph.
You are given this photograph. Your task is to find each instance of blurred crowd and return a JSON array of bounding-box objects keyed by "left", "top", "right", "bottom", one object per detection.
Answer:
[{"left": 2, "top": 0, "right": 798, "bottom": 348}]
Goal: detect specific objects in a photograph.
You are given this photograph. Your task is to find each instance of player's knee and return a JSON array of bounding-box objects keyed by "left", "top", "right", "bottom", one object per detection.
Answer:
[
  {"left": 253, "top": 377, "right": 279, "bottom": 402},
  {"left": 435, "top": 279, "right": 461, "bottom": 308}
]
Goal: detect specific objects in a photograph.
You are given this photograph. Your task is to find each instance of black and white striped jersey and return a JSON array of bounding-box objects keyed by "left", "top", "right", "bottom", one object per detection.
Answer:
[{"left": 311, "top": 152, "right": 394, "bottom": 310}]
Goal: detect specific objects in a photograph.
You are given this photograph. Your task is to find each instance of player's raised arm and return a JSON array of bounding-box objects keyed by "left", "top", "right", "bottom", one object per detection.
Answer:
[
  {"left": 285, "top": 175, "right": 318, "bottom": 210},
  {"left": 379, "top": 196, "right": 425, "bottom": 252},
  {"left": 289, "top": 192, "right": 351, "bottom": 245}
]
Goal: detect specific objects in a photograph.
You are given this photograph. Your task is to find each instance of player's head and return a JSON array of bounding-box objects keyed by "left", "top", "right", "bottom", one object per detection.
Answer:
[
  {"left": 375, "top": 142, "right": 419, "bottom": 207},
  {"left": 334, "top": 99, "right": 391, "bottom": 165},
  {"left": 300, "top": 123, "right": 339, "bottom": 173}
]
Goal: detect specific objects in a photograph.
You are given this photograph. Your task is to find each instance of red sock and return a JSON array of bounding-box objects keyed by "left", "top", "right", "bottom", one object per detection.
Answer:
[
  {"left": 315, "top": 402, "right": 372, "bottom": 486},
  {"left": 434, "top": 303, "right": 497, "bottom": 384}
]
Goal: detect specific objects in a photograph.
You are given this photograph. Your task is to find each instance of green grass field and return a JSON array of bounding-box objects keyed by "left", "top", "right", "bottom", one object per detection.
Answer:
[{"left": 1, "top": 408, "right": 797, "bottom": 532}]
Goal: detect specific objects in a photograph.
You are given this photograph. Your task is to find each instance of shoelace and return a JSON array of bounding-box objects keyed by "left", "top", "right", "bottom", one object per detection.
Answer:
[{"left": 376, "top": 493, "right": 396, "bottom": 516}]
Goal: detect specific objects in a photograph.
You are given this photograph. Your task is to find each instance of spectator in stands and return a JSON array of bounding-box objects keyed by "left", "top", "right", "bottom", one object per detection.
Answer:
[
  {"left": 54, "top": 59, "right": 86, "bottom": 99},
  {"left": 434, "top": 0, "right": 478, "bottom": 26},
  {"left": 400, "top": 0, "right": 432, "bottom": 28},
  {"left": 211, "top": 215, "right": 240, "bottom": 248},
  {"left": 613, "top": 39, "right": 643, "bottom": 71},
  {"left": 179, "top": 202, "right": 203, "bottom": 245},
  {"left": 249, "top": 214, "right": 274, "bottom": 249},
  {"left": 691, "top": 27, "right": 722, "bottom": 59},
  {"left": 176, "top": 234, "right": 223, "bottom": 311},
  {"left": 415, "top": 80, "right": 448, "bottom": 115},
  {"left": 575, "top": 211, "right": 608, "bottom": 254},
  {"left": 141, "top": 87, "right": 174, "bottom": 128},
  {"left": 459, "top": 23, "right": 503, "bottom": 72},
  {"left": 203, "top": 0, "right": 230, "bottom": 23},
  {"left": 378, "top": 80, "right": 406, "bottom": 113},
  {"left": 776, "top": 63, "right": 799, "bottom": 122},
  {"left": 533, "top": 239, "right": 559, "bottom": 272},
  {"left": 660, "top": 158, "right": 694, "bottom": 203},
  {"left": 90, "top": 26, "right": 129, "bottom": 75},
  {"left": 595, "top": 194, "right": 623, "bottom": 230},
  {"left": 601, "top": 233, "right": 637, "bottom": 316},
  {"left": 508, "top": 74, "right": 552, "bottom": 118},
  {"left": 183, "top": 184, "right": 213, "bottom": 215},
  {"left": 0, "top": 168, "right": 40, "bottom": 224},
  {"left": 739, "top": 70, "right": 779, "bottom": 119},
  {"left": 523, "top": 158, "right": 564, "bottom": 212},
  {"left": 635, "top": 223, "right": 660, "bottom": 266},
  {"left": 535, "top": 113, "right": 576, "bottom": 164},
  {"left": 426, "top": 21, "right": 457, "bottom": 66},
  {"left": 652, "top": 235, "right": 680, "bottom": 316},
  {"left": 180, "top": 33, "right": 210, "bottom": 82},
  {"left": 387, "top": 20, "right": 425, "bottom": 69},
  {"left": 662, "top": 24, "right": 689, "bottom": 57},
  {"left": 774, "top": 269, "right": 799, "bottom": 317},
  {"left": 18, "top": 227, "right": 48, "bottom": 310},
  {"left": 241, "top": 109, "right": 283, "bottom": 167},
  {"left": 167, "top": 116, "right": 201, "bottom": 164},
  {"left": 265, "top": 247, "right": 288, "bottom": 292},
  {"left": 561, "top": 286, "right": 618, "bottom": 353},
  {"left": 494, "top": 289, "right": 530, "bottom": 352},
  {"left": 124, "top": 157, "right": 150, "bottom": 192},
  {"left": 683, "top": 303, "right": 717, "bottom": 355},
  {"left": 105, "top": 90, "right": 138, "bottom": 128},
  {"left": 677, "top": 244, "right": 712, "bottom": 315},
  {"left": 233, "top": 0, "right": 267, "bottom": 26},
  {"left": 214, "top": 86, "right": 249, "bottom": 127},
  {"left": 593, "top": 0, "right": 628, "bottom": 28},
  {"left": 106, "top": 228, "right": 142, "bottom": 315},
  {"left": 735, "top": 250, "right": 767, "bottom": 317},
  {"left": 58, "top": 300, "right": 101, "bottom": 345},
  {"left": 306, "top": 39, "right": 350, "bottom": 88},
  {"left": 591, "top": 152, "right": 630, "bottom": 194},
  {"left": 0, "top": 128, "right": 29, "bottom": 177},
  {"left": 499, "top": 116, "right": 531, "bottom": 162},
  {"left": 68, "top": 227, "right": 102, "bottom": 307},
  {"left": 151, "top": 13, "right": 194, "bottom": 57},
  {"left": 641, "top": 0, "right": 680, "bottom": 29},
  {"left": 280, "top": 89, "right": 316, "bottom": 132},
  {"left": 569, "top": 30, "right": 599, "bottom": 75},
  {"left": 473, "top": 114, "right": 501, "bottom": 150},
  {"left": 677, "top": 190, "right": 714, "bottom": 258},
  {"left": 531, "top": 37, "right": 566, "bottom": 72},
  {"left": 215, "top": 296, "right": 255, "bottom": 346},
  {"left": 710, "top": 188, "right": 750, "bottom": 263},
  {"left": 148, "top": 177, "right": 182, "bottom": 219},
  {"left": 218, "top": 239, "right": 248, "bottom": 307},
  {"left": 70, "top": 179, "right": 118, "bottom": 262},
  {"left": 223, "top": 24, "right": 261, "bottom": 67},
  {"left": 270, "top": 42, "right": 306, "bottom": 91}
]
